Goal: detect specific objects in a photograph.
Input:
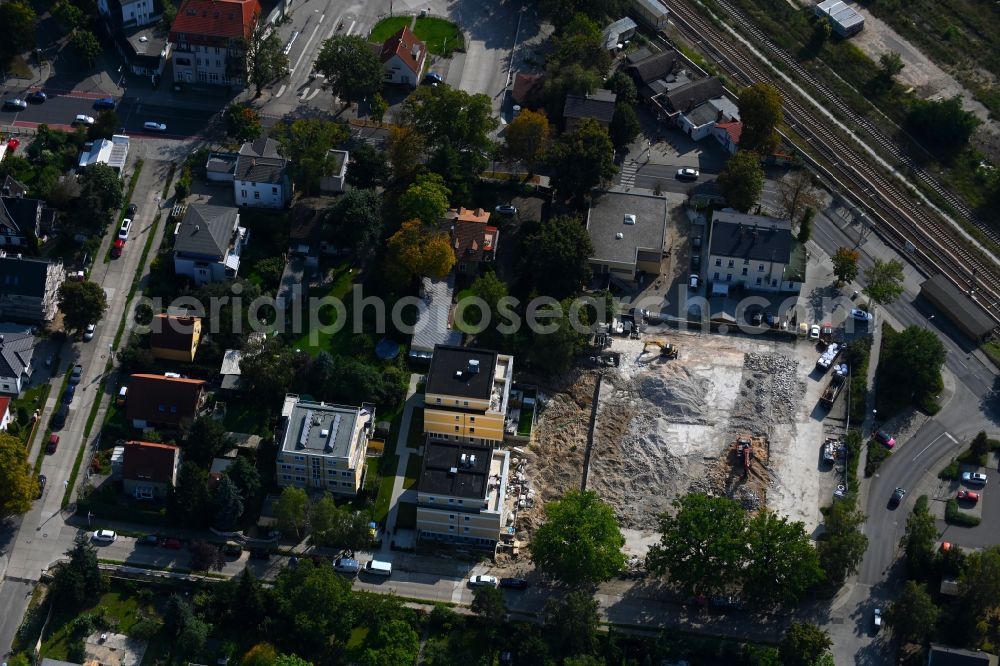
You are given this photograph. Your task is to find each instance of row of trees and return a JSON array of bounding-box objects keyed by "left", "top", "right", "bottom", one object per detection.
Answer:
[{"left": 273, "top": 485, "right": 372, "bottom": 548}]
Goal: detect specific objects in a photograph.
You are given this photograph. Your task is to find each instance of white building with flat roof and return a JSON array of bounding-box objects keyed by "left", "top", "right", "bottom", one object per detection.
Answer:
[{"left": 78, "top": 135, "right": 130, "bottom": 174}]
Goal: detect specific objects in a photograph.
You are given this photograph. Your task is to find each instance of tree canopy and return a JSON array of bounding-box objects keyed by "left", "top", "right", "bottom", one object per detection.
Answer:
[
  {"left": 609, "top": 102, "right": 641, "bottom": 152},
  {"left": 779, "top": 623, "right": 832, "bottom": 666},
  {"left": 521, "top": 216, "right": 594, "bottom": 299},
  {"left": 0, "top": 432, "right": 38, "bottom": 516},
  {"left": 275, "top": 486, "right": 309, "bottom": 538},
  {"left": 831, "top": 247, "right": 860, "bottom": 284},
  {"left": 324, "top": 187, "right": 384, "bottom": 257},
  {"left": 0, "top": 1, "right": 36, "bottom": 70},
  {"left": 901, "top": 495, "right": 938, "bottom": 580},
  {"left": 386, "top": 219, "right": 456, "bottom": 284},
  {"left": 862, "top": 258, "right": 905, "bottom": 309},
  {"left": 526, "top": 298, "right": 590, "bottom": 375},
  {"left": 245, "top": 17, "right": 289, "bottom": 95},
  {"left": 224, "top": 104, "right": 262, "bottom": 143},
  {"left": 505, "top": 108, "right": 551, "bottom": 171},
  {"left": 398, "top": 172, "right": 451, "bottom": 225},
  {"left": 530, "top": 490, "right": 626, "bottom": 585},
  {"left": 906, "top": 96, "right": 980, "bottom": 163},
  {"left": 58, "top": 279, "right": 108, "bottom": 332},
  {"left": 717, "top": 150, "right": 764, "bottom": 212},
  {"left": 401, "top": 83, "right": 498, "bottom": 155},
  {"left": 885, "top": 580, "right": 939, "bottom": 644},
  {"left": 78, "top": 162, "right": 125, "bottom": 212},
  {"left": 274, "top": 118, "right": 350, "bottom": 194},
  {"left": 315, "top": 35, "right": 385, "bottom": 106},
  {"left": 878, "top": 325, "right": 946, "bottom": 412},
  {"left": 737, "top": 82, "right": 783, "bottom": 154},
  {"left": 52, "top": 537, "right": 106, "bottom": 609},
  {"left": 546, "top": 118, "right": 616, "bottom": 203},
  {"left": 544, "top": 590, "right": 601, "bottom": 657},
  {"left": 816, "top": 500, "right": 868, "bottom": 585}
]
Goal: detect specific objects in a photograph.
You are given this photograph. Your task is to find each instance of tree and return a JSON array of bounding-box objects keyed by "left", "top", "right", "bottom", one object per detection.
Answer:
[
  {"left": 816, "top": 501, "right": 868, "bottom": 585},
  {"left": 53, "top": 0, "right": 85, "bottom": 30},
  {"left": 0, "top": 432, "right": 37, "bottom": 516},
  {"left": 345, "top": 143, "right": 389, "bottom": 188},
  {"left": 309, "top": 495, "right": 339, "bottom": 541},
  {"left": 970, "top": 431, "right": 990, "bottom": 460},
  {"left": 273, "top": 562, "right": 354, "bottom": 654},
  {"left": 71, "top": 30, "right": 102, "bottom": 65},
  {"left": 521, "top": 216, "right": 594, "bottom": 299},
  {"left": 58, "top": 280, "right": 107, "bottom": 332},
  {"left": 245, "top": 17, "right": 288, "bottom": 95},
  {"left": 777, "top": 170, "right": 820, "bottom": 224},
  {"left": 901, "top": 495, "right": 938, "bottom": 579},
  {"left": 779, "top": 623, "right": 832, "bottom": 666},
  {"left": 530, "top": 490, "right": 626, "bottom": 585},
  {"left": 275, "top": 486, "right": 309, "bottom": 538},
  {"left": 527, "top": 298, "right": 589, "bottom": 374},
  {"left": 87, "top": 110, "right": 121, "bottom": 141},
  {"left": 0, "top": 1, "right": 37, "bottom": 70},
  {"left": 184, "top": 416, "right": 234, "bottom": 467},
  {"left": 717, "top": 150, "right": 764, "bottom": 212},
  {"left": 370, "top": 93, "right": 388, "bottom": 123},
  {"left": 609, "top": 102, "right": 641, "bottom": 152},
  {"left": 398, "top": 172, "right": 451, "bottom": 225},
  {"left": 310, "top": 497, "right": 370, "bottom": 550},
  {"left": 212, "top": 475, "right": 244, "bottom": 531},
  {"left": 325, "top": 187, "right": 384, "bottom": 257},
  {"left": 798, "top": 206, "right": 815, "bottom": 243},
  {"left": 241, "top": 643, "right": 279, "bottom": 666},
  {"left": 737, "top": 82, "right": 783, "bottom": 154},
  {"left": 385, "top": 125, "right": 425, "bottom": 184},
  {"left": 224, "top": 104, "right": 262, "bottom": 143},
  {"left": 189, "top": 540, "right": 225, "bottom": 572},
  {"left": 906, "top": 96, "right": 980, "bottom": 163},
  {"left": 646, "top": 493, "right": 748, "bottom": 594},
  {"left": 178, "top": 617, "right": 209, "bottom": 656},
  {"left": 831, "top": 247, "right": 860, "bottom": 284},
  {"left": 605, "top": 71, "right": 637, "bottom": 105},
  {"left": 401, "top": 85, "right": 497, "bottom": 154},
  {"left": 385, "top": 219, "right": 456, "bottom": 284},
  {"left": 862, "top": 258, "right": 905, "bottom": 309},
  {"left": 472, "top": 585, "right": 507, "bottom": 625},
  {"left": 505, "top": 108, "right": 551, "bottom": 171},
  {"left": 79, "top": 162, "right": 124, "bottom": 212},
  {"left": 744, "top": 510, "right": 824, "bottom": 606},
  {"left": 238, "top": 335, "right": 298, "bottom": 405},
  {"left": 169, "top": 462, "right": 211, "bottom": 527},
  {"left": 877, "top": 52, "right": 904, "bottom": 83},
  {"left": 361, "top": 618, "right": 419, "bottom": 666},
  {"left": 885, "top": 580, "right": 940, "bottom": 644},
  {"left": 161, "top": 0, "right": 176, "bottom": 25},
  {"left": 958, "top": 546, "right": 1000, "bottom": 616},
  {"left": 315, "top": 35, "right": 384, "bottom": 106},
  {"left": 550, "top": 14, "right": 611, "bottom": 72},
  {"left": 274, "top": 655, "right": 314, "bottom": 666},
  {"left": 274, "top": 118, "right": 350, "bottom": 194},
  {"left": 544, "top": 590, "right": 600, "bottom": 657},
  {"left": 878, "top": 326, "right": 946, "bottom": 411},
  {"left": 546, "top": 118, "right": 616, "bottom": 203},
  {"left": 51, "top": 537, "right": 105, "bottom": 609}
]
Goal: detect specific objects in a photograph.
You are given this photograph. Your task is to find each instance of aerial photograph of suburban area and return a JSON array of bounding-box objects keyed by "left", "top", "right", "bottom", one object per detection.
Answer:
[{"left": 0, "top": 0, "right": 999, "bottom": 662}]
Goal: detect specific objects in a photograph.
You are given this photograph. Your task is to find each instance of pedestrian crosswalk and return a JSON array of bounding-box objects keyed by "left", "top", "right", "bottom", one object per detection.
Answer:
[{"left": 619, "top": 161, "right": 638, "bottom": 188}]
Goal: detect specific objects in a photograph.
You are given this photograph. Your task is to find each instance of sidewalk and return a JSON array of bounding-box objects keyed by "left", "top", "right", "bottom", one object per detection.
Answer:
[{"left": 382, "top": 373, "right": 424, "bottom": 551}]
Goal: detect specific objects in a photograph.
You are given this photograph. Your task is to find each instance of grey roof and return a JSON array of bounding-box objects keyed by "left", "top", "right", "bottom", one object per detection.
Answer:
[
  {"left": 927, "top": 644, "right": 998, "bottom": 666},
  {"left": 0, "top": 328, "right": 35, "bottom": 381},
  {"left": 41, "top": 659, "right": 83, "bottom": 666},
  {"left": 586, "top": 191, "right": 668, "bottom": 265},
  {"left": 920, "top": 274, "right": 996, "bottom": 340},
  {"left": 206, "top": 152, "right": 238, "bottom": 174},
  {"left": 603, "top": 17, "right": 637, "bottom": 49},
  {"left": 625, "top": 46, "right": 653, "bottom": 65},
  {"left": 425, "top": 346, "right": 498, "bottom": 400},
  {"left": 419, "top": 439, "right": 492, "bottom": 498},
  {"left": 2, "top": 175, "right": 27, "bottom": 198},
  {"left": 235, "top": 138, "right": 288, "bottom": 184},
  {"left": 664, "top": 77, "right": 725, "bottom": 113},
  {"left": 175, "top": 204, "right": 239, "bottom": 258},
  {"left": 220, "top": 349, "right": 243, "bottom": 375},
  {"left": 125, "top": 24, "right": 168, "bottom": 57},
  {"left": 817, "top": 0, "right": 864, "bottom": 30},
  {"left": 626, "top": 50, "right": 678, "bottom": 86},
  {"left": 709, "top": 210, "right": 794, "bottom": 263},
  {"left": 563, "top": 89, "right": 618, "bottom": 123},
  {"left": 0, "top": 254, "right": 56, "bottom": 297},
  {"left": 0, "top": 197, "right": 41, "bottom": 236},
  {"left": 280, "top": 399, "right": 372, "bottom": 459},
  {"left": 410, "top": 275, "right": 461, "bottom": 355}
]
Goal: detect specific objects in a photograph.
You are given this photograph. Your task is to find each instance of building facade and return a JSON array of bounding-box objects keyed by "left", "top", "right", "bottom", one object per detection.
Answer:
[
  {"left": 377, "top": 26, "right": 427, "bottom": 87},
  {"left": 168, "top": 0, "right": 262, "bottom": 87},
  {"left": 275, "top": 395, "right": 374, "bottom": 496},
  {"left": 706, "top": 211, "right": 805, "bottom": 294},
  {"left": 234, "top": 138, "right": 291, "bottom": 208},
  {"left": 0, "top": 253, "right": 66, "bottom": 323},
  {"left": 122, "top": 440, "right": 181, "bottom": 499},
  {"left": 172, "top": 204, "right": 248, "bottom": 284}
]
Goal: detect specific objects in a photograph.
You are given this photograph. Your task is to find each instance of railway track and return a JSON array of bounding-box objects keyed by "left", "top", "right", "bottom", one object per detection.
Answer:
[{"left": 662, "top": 0, "right": 1000, "bottom": 322}]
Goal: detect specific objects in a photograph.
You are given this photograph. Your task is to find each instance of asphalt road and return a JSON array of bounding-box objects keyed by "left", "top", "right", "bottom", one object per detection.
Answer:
[{"left": 0, "top": 94, "right": 111, "bottom": 131}]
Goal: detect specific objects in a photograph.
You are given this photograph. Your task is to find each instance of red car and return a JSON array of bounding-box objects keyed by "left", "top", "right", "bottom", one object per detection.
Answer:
[
  {"left": 957, "top": 490, "right": 981, "bottom": 503},
  {"left": 111, "top": 239, "right": 125, "bottom": 258},
  {"left": 7, "top": 138, "right": 19, "bottom": 153},
  {"left": 46, "top": 434, "right": 59, "bottom": 453},
  {"left": 161, "top": 537, "right": 182, "bottom": 549}
]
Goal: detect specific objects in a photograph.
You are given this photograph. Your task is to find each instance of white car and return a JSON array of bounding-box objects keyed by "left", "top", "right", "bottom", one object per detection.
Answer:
[
  {"left": 469, "top": 574, "right": 499, "bottom": 588},
  {"left": 873, "top": 608, "right": 882, "bottom": 632},
  {"left": 92, "top": 529, "right": 117, "bottom": 543},
  {"left": 143, "top": 121, "right": 167, "bottom": 132},
  {"left": 962, "top": 472, "right": 988, "bottom": 486},
  {"left": 850, "top": 308, "right": 873, "bottom": 322},
  {"left": 676, "top": 167, "right": 699, "bottom": 180},
  {"left": 809, "top": 324, "right": 821, "bottom": 340},
  {"left": 83, "top": 323, "right": 96, "bottom": 341},
  {"left": 118, "top": 217, "right": 132, "bottom": 240},
  {"left": 74, "top": 114, "right": 95, "bottom": 126}
]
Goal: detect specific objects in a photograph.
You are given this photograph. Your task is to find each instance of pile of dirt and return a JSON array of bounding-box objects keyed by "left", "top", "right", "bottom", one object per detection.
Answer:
[
  {"left": 637, "top": 365, "right": 713, "bottom": 424},
  {"left": 729, "top": 352, "right": 803, "bottom": 437}
]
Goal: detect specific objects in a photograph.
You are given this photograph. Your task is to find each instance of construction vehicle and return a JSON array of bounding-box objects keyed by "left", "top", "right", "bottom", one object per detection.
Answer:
[
  {"left": 820, "top": 364, "right": 848, "bottom": 406},
  {"left": 643, "top": 340, "right": 680, "bottom": 359},
  {"left": 734, "top": 434, "right": 753, "bottom": 478}
]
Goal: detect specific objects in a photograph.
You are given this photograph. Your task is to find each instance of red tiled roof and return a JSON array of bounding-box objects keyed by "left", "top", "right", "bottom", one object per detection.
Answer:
[
  {"left": 444, "top": 207, "right": 490, "bottom": 224},
  {"left": 0, "top": 396, "right": 10, "bottom": 418},
  {"left": 169, "top": 0, "right": 261, "bottom": 41},
  {"left": 453, "top": 220, "right": 499, "bottom": 262},
  {"left": 122, "top": 440, "right": 179, "bottom": 485},
  {"left": 125, "top": 374, "right": 206, "bottom": 427},
  {"left": 379, "top": 26, "right": 426, "bottom": 75},
  {"left": 716, "top": 120, "right": 743, "bottom": 144},
  {"left": 150, "top": 314, "right": 201, "bottom": 353},
  {"left": 512, "top": 73, "right": 543, "bottom": 105}
]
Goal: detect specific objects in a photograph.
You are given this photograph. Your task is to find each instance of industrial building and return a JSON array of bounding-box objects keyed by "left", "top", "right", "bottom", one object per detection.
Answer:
[
  {"left": 919, "top": 274, "right": 996, "bottom": 342},
  {"left": 814, "top": 0, "right": 865, "bottom": 37}
]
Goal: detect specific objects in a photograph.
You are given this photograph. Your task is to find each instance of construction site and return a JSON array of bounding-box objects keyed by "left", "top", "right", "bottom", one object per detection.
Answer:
[{"left": 519, "top": 328, "right": 841, "bottom": 553}]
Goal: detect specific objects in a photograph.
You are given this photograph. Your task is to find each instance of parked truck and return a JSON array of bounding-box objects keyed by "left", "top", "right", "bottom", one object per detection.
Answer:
[
  {"left": 630, "top": 0, "right": 670, "bottom": 31},
  {"left": 816, "top": 343, "right": 841, "bottom": 372},
  {"left": 820, "top": 364, "right": 848, "bottom": 406}
]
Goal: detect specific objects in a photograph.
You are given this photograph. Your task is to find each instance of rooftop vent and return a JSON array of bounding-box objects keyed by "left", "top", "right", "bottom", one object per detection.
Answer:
[
  {"left": 469, "top": 454, "right": 477, "bottom": 465},
  {"left": 467, "top": 359, "right": 480, "bottom": 375},
  {"left": 139, "top": 35, "right": 148, "bottom": 42},
  {"left": 320, "top": 429, "right": 329, "bottom": 437},
  {"left": 448, "top": 466, "right": 458, "bottom": 476}
]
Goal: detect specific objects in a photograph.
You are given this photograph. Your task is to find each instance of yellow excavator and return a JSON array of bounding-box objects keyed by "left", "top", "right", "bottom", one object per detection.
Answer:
[{"left": 643, "top": 339, "right": 679, "bottom": 359}]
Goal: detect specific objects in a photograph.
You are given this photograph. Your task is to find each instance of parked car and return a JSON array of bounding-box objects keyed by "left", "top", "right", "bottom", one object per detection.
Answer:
[
  {"left": 750, "top": 310, "right": 763, "bottom": 327},
  {"left": 83, "top": 323, "right": 96, "bottom": 341},
  {"left": 765, "top": 312, "right": 776, "bottom": 328},
  {"left": 26, "top": 91, "right": 47, "bottom": 103},
  {"left": 162, "top": 537, "right": 183, "bottom": 549},
  {"left": 494, "top": 204, "right": 517, "bottom": 216},
  {"left": 127, "top": 203, "right": 137, "bottom": 216},
  {"left": 7, "top": 138, "right": 20, "bottom": 153},
  {"left": 63, "top": 385, "right": 76, "bottom": 403},
  {"left": 37, "top": 474, "right": 46, "bottom": 498},
  {"left": 957, "top": 490, "right": 981, "bottom": 503},
  {"left": 889, "top": 487, "right": 906, "bottom": 507},
  {"left": 69, "top": 364, "right": 83, "bottom": 384},
  {"left": 424, "top": 71, "right": 444, "bottom": 84},
  {"left": 469, "top": 574, "right": 499, "bottom": 588},
  {"left": 92, "top": 529, "right": 117, "bottom": 543},
  {"left": 52, "top": 404, "right": 69, "bottom": 430},
  {"left": 74, "top": 114, "right": 95, "bottom": 126},
  {"left": 850, "top": 308, "right": 873, "bottom": 322},
  {"left": 689, "top": 274, "right": 699, "bottom": 290},
  {"left": 111, "top": 239, "right": 125, "bottom": 258},
  {"left": 116, "top": 385, "right": 128, "bottom": 406},
  {"left": 875, "top": 430, "right": 896, "bottom": 449},
  {"left": 962, "top": 472, "right": 988, "bottom": 486},
  {"left": 46, "top": 434, "right": 59, "bottom": 454},
  {"left": 137, "top": 534, "right": 160, "bottom": 546},
  {"left": 93, "top": 97, "right": 116, "bottom": 110},
  {"left": 143, "top": 121, "right": 167, "bottom": 132},
  {"left": 676, "top": 167, "right": 699, "bottom": 180},
  {"left": 118, "top": 218, "right": 132, "bottom": 240},
  {"left": 809, "top": 324, "right": 821, "bottom": 340},
  {"left": 3, "top": 98, "right": 28, "bottom": 110},
  {"left": 499, "top": 577, "right": 529, "bottom": 589},
  {"left": 222, "top": 541, "right": 243, "bottom": 557},
  {"left": 873, "top": 608, "right": 882, "bottom": 632}
]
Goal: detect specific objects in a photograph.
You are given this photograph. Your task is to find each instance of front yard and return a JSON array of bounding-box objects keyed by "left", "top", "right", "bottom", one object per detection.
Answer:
[{"left": 369, "top": 16, "right": 464, "bottom": 56}]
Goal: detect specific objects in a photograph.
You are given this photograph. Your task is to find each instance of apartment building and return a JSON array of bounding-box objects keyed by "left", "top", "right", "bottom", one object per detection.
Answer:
[
  {"left": 275, "top": 395, "right": 374, "bottom": 496},
  {"left": 423, "top": 346, "right": 513, "bottom": 446},
  {"left": 168, "top": 0, "right": 261, "bottom": 87}
]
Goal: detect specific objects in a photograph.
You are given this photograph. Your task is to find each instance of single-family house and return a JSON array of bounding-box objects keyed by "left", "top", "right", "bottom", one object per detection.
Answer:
[
  {"left": 563, "top": 89, "right": 617, "bottom": 131},
  {"left": 927, "top": 644, "right": 998, "bottom": 666},
  {"left": 122, "top": 440, "right": 181, "bottom": 499},
  {"left": 585, "top": 191, "right": 668, "bottom": 281},
  {"left": 707, "top": 210, "right": 805, "bottom": 294},
  {"left": 234, "top": 138, "right": 291, "bottom": 208},
  {"left": 98, "top": 0, "right": 160, "bottom": 28},
  {"left": 0, "top": 195, "right": 43, "bottom": 248},
  {"left": 713, "top": 120, "right": 742, "bottom": 155},
  {"left": 173, "top": 204, "right": 249, "bottom": 285},
  {"left": 319, "top": 149, "right": 349, "bottom": 194},
  {"left": 168, "top": 0, "right": 262, "bottom": 87},
  {"left": 378, "top": 26, "right": 427, "bottom": 87},
  {"left": 78, "top": 135, "right": 130, "bottom": 173},
  {"left": 0, "top": 327, "right": 36, "bottom": 395},
  {"left": 625, "top": 49, "right": 678, "bottom": 90},
  {"left": 125, "top": 373, "right": 206, "bottom": 429},
  {"left": 149, "top": 314, "right": 202, "bottom": 362},
  {"left": 0, "top": 396, "right": 10, "bottom": 430},
  {"left": 443, "top": 207, "right": 498, "bottom": 276},
  {"left": 2, "top": 176, "right": 28, "bottom": 199},
  {"left": 0, "top": 252, "right": 66, "bottom": 323},
  {"left": 662, "top": 78, "right": 739, "bottom": 140}
]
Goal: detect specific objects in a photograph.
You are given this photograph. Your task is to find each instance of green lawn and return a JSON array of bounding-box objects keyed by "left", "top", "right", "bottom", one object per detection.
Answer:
[
  {"left": 42, "top": 589, "right": 162, "bottom": 661},
  {"left": 222, "top": 400, "right": 272, "bottom": 435},
  {"left": 372, "top": 452, "right": 399, "bottom": 525},
  {"left": 291, "top": 264, "right": 358, "bottom": 355},
  {"left": 369, "top": 16, "right": 464, "bottom": 57},
  {"left": 13, "top": 383, "right": 51, "bottom": 447},
  {"left": 368, "top": 16, "right": 411, "bottom": 43}
]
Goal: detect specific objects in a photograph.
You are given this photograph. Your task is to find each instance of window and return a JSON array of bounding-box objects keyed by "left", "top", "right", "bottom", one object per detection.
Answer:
[
  {"left": 470, "top": 417, "right": 475, "bottom": 422},
  {"left": 429, "top": 497, "right": 436, "bottom": 502},
  {"left": 713, "top": 272, "right": 719, "bottom": 280},
  {"left": 435, "top": 398, "right": 441, "bottom": 404},
  {"left": 241, "top": 190, "right": 247, "bottom": 198},
  {"left": 464, "top": 527, "right": 470, "bottom": 532},
  {"left": 272, "top": 186, "right": 278, "bottom": 194},
  {"left": 470, "top": 428, "right": 475, "bottom": 433},
  {"left": 454, "top": 426, "right": 459, "bottom": 431},
  {"left": 741, "top": 267, "right": 748, "bottom": 275},
  {"left": 457, "top": 499, "right": 463, "bottom": 505},
  {"left": 714, "top": 258, "right": 721, "bottom": 267},
  {"left": 727, "top": 260, "right": 734, "bottom": 268},
  {"left": 448, "top": 498, "right": 454, "bottom": 504},
  {"left": 449, "top": 514, "right": 455, "bottom": 520},
  {"left": 458, "top": 262, "right": 466, "bottom": 272},
  {"left": 341, "top": 471, "right": 350, "bottom": 477},
  {"left": 758, "top": 264, "right": 765, "bottom": 272},
  {"left": 254, "top": 191, "right": 260, "bottom": 200},
  {"left": 726, "top": 273, "right": 732, "bottom": 281},
  {"left": 772, "top": 279, "right": 778, "bottom": 286},
  {"left": 756, "top": 277, "right": 762, "bottom": 285},
  {"left": 342, "top": 481, "right": 352, "bottom": 487},
  {"left": 448, "top": 525, "right": 454, "bottom": 531},
  {"left": 295, "top": 455, "right": 304, "bottom": 461},
  {"left": 283, "top": 474, "right": 291, "bottom": 480}
]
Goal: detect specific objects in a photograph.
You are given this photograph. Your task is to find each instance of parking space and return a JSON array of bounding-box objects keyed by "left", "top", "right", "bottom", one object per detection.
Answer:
[{"left": 934, "top": 452, "right": 998, "bottom": 548}]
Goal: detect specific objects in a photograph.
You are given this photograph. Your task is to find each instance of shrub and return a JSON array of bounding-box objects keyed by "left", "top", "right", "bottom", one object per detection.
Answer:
[
  {"left": 865, "top": 441, "right": 890, "bottom": 476},
  {"left": 945, "top": 499, "right": 981, "bottom": 526},
  {"left": 939, "top": 459, "right": 960, "bottom": 480}
]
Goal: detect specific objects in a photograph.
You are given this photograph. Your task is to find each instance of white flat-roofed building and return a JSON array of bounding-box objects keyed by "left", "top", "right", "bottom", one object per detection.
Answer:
[{"left": 78, "top": 135, "right": 130, "bottom": 174}]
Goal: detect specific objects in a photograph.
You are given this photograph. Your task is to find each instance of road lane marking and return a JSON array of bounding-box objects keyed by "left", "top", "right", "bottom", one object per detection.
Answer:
[
  {"left": 275, "top": 84, "right": 287, "bottom": 97},
  {"left": 289, "top": 15, "right": 325, "bottom": 75},
  {"left": 912, "top": 432, "right": 956, "bottom": 461},
  {"left": 346, "top": 20, "right": 356, "bottom": 36},
  {"left": 307, "top": 88, "right": 321, "bottom": 100}
]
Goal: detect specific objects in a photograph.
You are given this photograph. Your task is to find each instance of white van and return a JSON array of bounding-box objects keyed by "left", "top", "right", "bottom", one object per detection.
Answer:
[
  {"left": 364, "top": 559, "right": 392, "bottom": 577},
  {"left": 334, "top": 558, "right": 360, "bottom": 574}
]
